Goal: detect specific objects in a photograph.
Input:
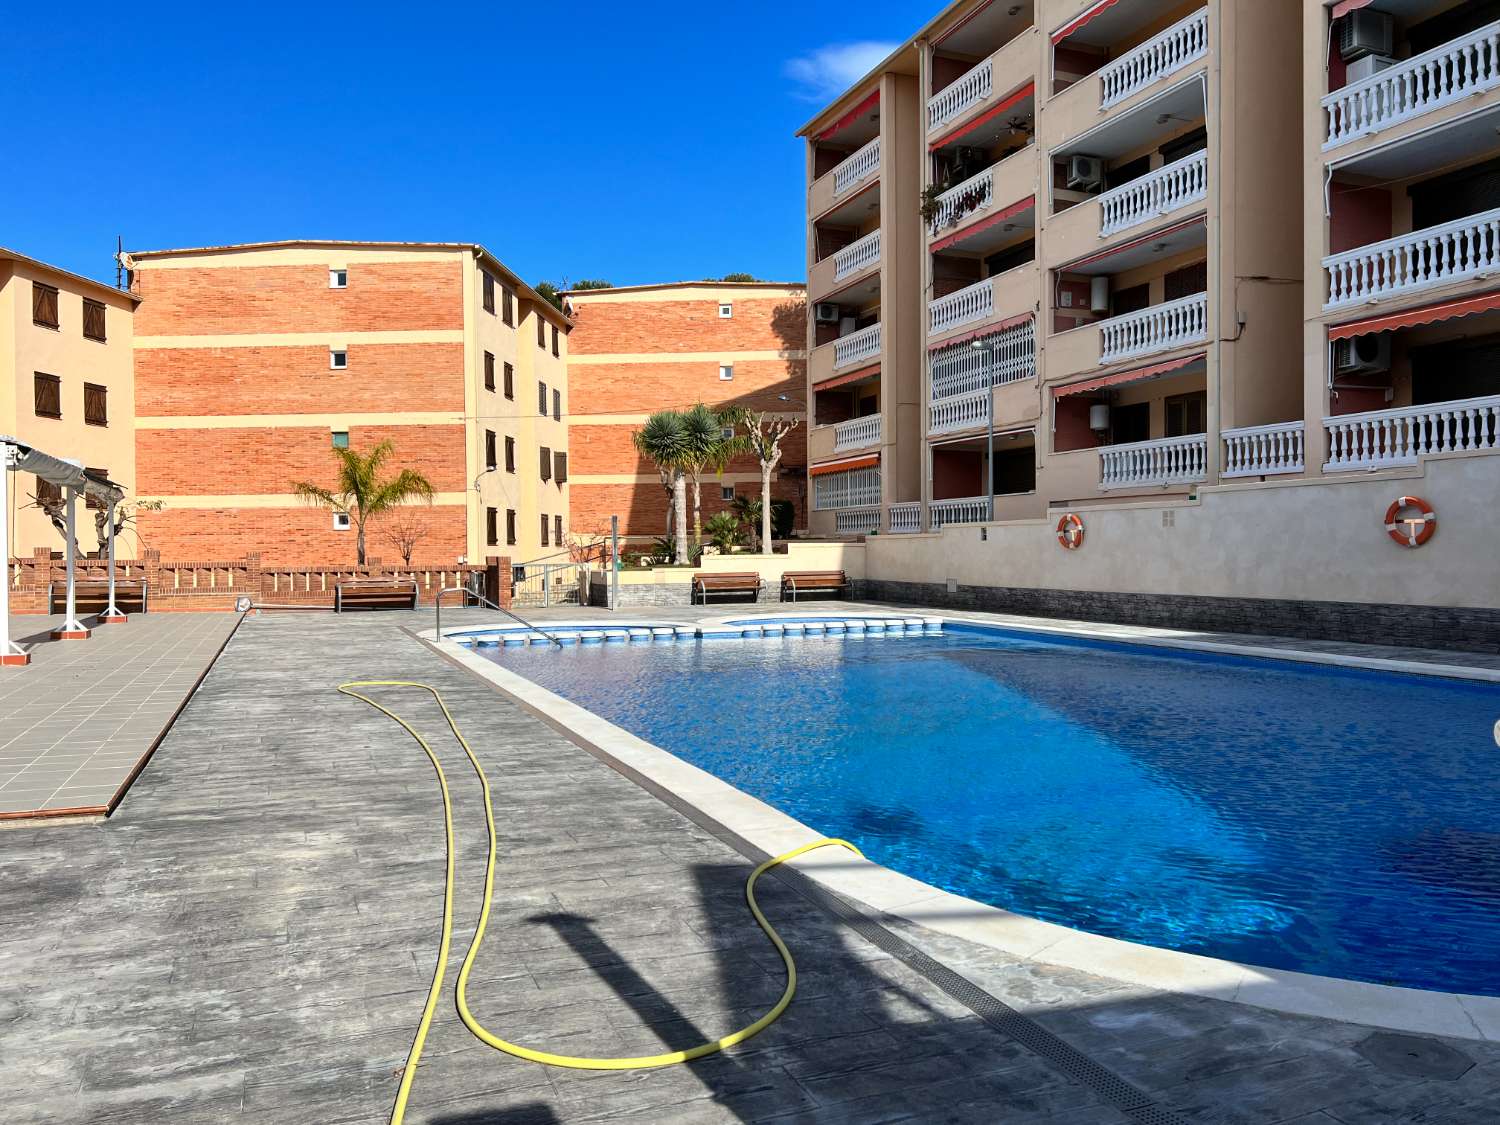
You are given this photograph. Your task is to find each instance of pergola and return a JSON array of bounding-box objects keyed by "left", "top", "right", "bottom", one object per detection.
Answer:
[{"left": 2, "top": 436, "right": 128, "bottom": 667}]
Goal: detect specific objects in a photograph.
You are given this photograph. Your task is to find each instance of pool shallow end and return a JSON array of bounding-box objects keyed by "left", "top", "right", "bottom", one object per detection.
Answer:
[{"left": 430, "top": 622, "right": 1500, "bottom": 1044}]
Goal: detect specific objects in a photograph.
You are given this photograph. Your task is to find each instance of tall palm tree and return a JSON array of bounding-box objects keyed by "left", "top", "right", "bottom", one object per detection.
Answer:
[
  {"left": 632, "top": 410, "right": 693, "bottom": 564},
  {"left": 680, "top": 404, "right": 747, "bottom": 555},
  {"left": 291, "top": 439, "right": 435, "bottom": 565}
]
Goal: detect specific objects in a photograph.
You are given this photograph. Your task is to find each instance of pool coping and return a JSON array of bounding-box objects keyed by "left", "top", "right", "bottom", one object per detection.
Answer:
[{"left": 427, "top": 612, "right": 1500, "bottom": 1043}]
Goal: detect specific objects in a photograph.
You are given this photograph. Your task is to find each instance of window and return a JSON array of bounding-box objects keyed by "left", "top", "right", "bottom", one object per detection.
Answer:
[
  {"left": 84, "top": 382, "right": 108, "bottom": 427},
  {"left": 538, "top": 381, "right": 548, "bottom": 416},
  {"left": 482, "top": 271, "right": 496, "bottom": 313},
  {"left": 503, "top": 361, "right": 514, "bottom": 399},
  {"left": 504, "top": 435, "right": 516, "bottom": 472},
  {"left": 540, "top": 514, "right": 549, "bottom": 546},
  {"left": 332, "top": 430, "right": 349, "bottom": 449},
  {"left": 1165, "top": 391, "right": 1208, "bottom": 438},
  {"left": 502, "top": 288, "right": 514, "bottom": 326},
  {"left": 719, "top": 364, "right": 734, "bottom": 381},
  {"left": 32, "top": 283, "right": 58, "bottom": 328},
  {"left": 484, "top": 351, "right": 496, "bottom": 391},
  {"left": 82, "top": 298, "right": 107, "bottom": 341},
  {"left": 485, "top": 429, "right": 497, "bottom": 470},
  {"left": 720, "top": 426, "right": 734, "bottom": 440},
  {"left": 539, "top": 446, "right": 552, "bottom": 481},
  {"left": 537, "top": 316, "right": 546, "bottom": 348},
  {"left": 554, "top": 451, "right": 568, "bottom": 483},
  {"left": 552, "top": 388, "right": 561, "bottom": 421},
  {"left": 1164, "top": 261, "right": 1208, "bottom": 303},
  {"left": 486, "top": 507, "right": 498, "bottom": 546},
  {"left": 329, "top": 269, "right": 347, "bottom": 289},
  {"left": 506, "top": 509, "right": 517, "bottom": 545},
  {"left": 554, "top": 515, "right": 563, "bottom": 545},
  {"left": 84, "top": 467, "right": 109, "bottom": 510},
  {"left": 550, "top": 324, "right": 559, "bottom": 357},
  {"left": 719, "top": 302, "right": 733, "bottom": 318},
  {"left": 330, "top": 349, "right": 348, "bottom": 369},
  {"left": 34, "top": 479, "right": 61, "bottom": 507},
  {"left": 333, "top": 512, "right": 352, "bottom": 531},
  {"left": 721, "top": 485, "right": 735, "bottom": 501},
  {"left": 33, "top": 372, "right": 60, "bottom": 418}
]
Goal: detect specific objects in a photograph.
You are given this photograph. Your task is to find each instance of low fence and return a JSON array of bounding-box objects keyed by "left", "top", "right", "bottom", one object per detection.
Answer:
[{"left": 6, "top": 547, "right": 500, "bottom": 613}]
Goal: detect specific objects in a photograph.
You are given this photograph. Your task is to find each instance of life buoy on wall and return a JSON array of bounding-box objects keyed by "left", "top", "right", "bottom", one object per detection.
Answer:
[
  {"left": 1384, "top": 496, "right": 1436, "bottom": 548},
  {"left": 1056, "top": 513, "right": 1085, "bottom": 550}
]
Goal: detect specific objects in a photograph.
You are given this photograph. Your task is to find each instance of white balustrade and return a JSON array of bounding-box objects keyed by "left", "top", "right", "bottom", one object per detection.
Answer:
[
  {"left": 930, "top": 165, "right": 994, "bottom": 233},
  {"left": 1221, "top": 420, "right": 1305, "bottom": 478},
  {"left": 833, "top": 229, "right": 881, "bottom": 281},
  {"left": 929, "top": 277, "right": 995, "bottom": 336},
  {"left": 1099, "top": 433, "right": 1207, "bottom": 489},
  {"left": 929, "top": 58, "right": 993, "bottom": 130},
  {"left": 930, "top": 496, "right": 991, "bottom": 527},
  {"left": 833, "top": 137, "right": 881, "bottom": 198},
  {"left": 1323, "top": 207, "right": 1500, "bottom": 308},
  {"left": 813, "top": 466, "right": 881, "bottom": 510},
  {"left": 929, "top": 389, "right": 991, "bottom": 436},
  {"left": 1099, "top": 8, "right": 1208, "bottom": 109},
  {"left": 832, "top": 413, "right": 882, "bottom": 452},
  {"left": 888, "top": 502, "right": 922, "bottom": 534},
  {"left": 1098, "top": 292, "right": 1208, "bottom": 364},
  {"left": 1097, "top": 150, "right": 1208, "bottom": 237},
  {"left": 835, "top": 507, "right": 881, "bottom": 534},
  {"left": 1323, "top": 394, "right": 1500, "bottom": 471},
  {"left": 1323, "top": 20, "right": 1500, "bottom": 148},
  {"left": 931, "top": 318, "right": 1036, "bottom": 399},
  {"left": 833, "top": 322, "right": 882, "bottom": 370}
]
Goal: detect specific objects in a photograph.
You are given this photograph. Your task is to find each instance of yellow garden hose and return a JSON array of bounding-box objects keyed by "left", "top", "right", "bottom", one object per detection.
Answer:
[{"left": 337, "top": 681, "right": 863, "bottom": 1124}]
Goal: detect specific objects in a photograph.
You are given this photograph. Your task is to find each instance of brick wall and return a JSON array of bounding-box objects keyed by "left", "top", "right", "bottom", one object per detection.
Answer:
[
  {"left": 566, "top": 295, "right": 804, "bottom": 355},
  {"left": 570, "top": 360, "right": 806, "bottom": 414},
  {"left": 569, "top": 479, "right": 806, "bottom": 542},
  {"left": 570, "top": 423, "right": 807, "bottom": 476},
  {"left": 136, "top": 504, "right": 467, "bottom": 566}
]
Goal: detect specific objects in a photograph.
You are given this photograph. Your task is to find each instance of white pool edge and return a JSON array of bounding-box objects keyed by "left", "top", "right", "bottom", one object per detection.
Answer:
[{"left": 429, "top": 617, "right": 1500, "bottom": 1042}]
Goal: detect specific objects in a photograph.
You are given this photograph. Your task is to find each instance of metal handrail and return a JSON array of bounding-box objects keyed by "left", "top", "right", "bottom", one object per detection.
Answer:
[{"left": 433, "top": 586, "right": 563, "bottom": 647}]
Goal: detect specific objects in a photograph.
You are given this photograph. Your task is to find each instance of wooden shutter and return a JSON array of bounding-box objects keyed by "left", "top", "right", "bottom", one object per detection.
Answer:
[
  {"left": 84, "top": 467, "right": 109, "bottom": 510},
  {"left": 84, "top": 382, "right": 108, "bottom": 426},
  {"left": 540, "top": 514, "right": 549, "bottom": 546},
  {"left": 33, "top": 372, "right": 61, "bottom": 417},
  {"left": 486, "top": 507, "right": 498, "bottom": 546},
  {"left": 82, "top": 298, "right": 107, "bottom": 341},
  {"left": 32, "top": 283, "right": 59, "bottom": 328},
  {"left": 538, "top": 382, "right": 547, "bottom": 415},
  {"left": 485, "top": 430, "right": 497, "bottom": 469},
  {"left": 539, "top": 446, "right": 552, "bottom": 480},
  {"left": 1164, "top": 261, "right": 1208, "bottom": 302},
  {"left": 551, "top": 325, "right": 559, "bottom": 357},
  {"left": 484, "top": 351, "right": 495, "bottom": 390},
  {"left": 503, "top": 362, "right": 514, "bottom": 398},
  {"left": 537, "top": 317, "right": 546, "bottom": 347},
  {"left": 505, "top": 436, "right": 515, "bottom": 472},
  {"left": 506, "top": 509, "right": 517, "bottom": 545},
  {"left": 554, "top": 451, "right": 568, "bottom": 482},
  {"left": 35, "top": 479, "right": 62, "bottom": 506},
  {"left": 482, "top": 272, "right": 496, "bottom": 313},
  {"left": 554, "top": 515, "right": 562, "bottom": 545},
  {"left": 503, "top": 289, "right": 514, "bottom": 326},
  {"left": 552, "top": 388, "right": 561, "bottom": 420}
]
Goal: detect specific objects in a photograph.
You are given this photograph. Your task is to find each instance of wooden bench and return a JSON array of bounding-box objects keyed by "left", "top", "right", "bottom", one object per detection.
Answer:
[
  {"left": 48, "top": 578, "right": 148, "bottom": 615},
  {"left": 691, "top": 572, "right": 762, "bottom": 605},
  {"left": 781, "top": 571, "right": 849, "bottom": 602},
  {"left": 334, "top": 578, "right": 418, "bottom": 612}
]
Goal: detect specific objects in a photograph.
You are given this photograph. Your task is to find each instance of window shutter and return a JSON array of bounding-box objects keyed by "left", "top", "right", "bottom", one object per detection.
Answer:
[
  {"left": 539, "top": 446, "right": 552, "bottom": 480},
  {"left": 552, "top": 388, "right": 561, "bottom": 420},
  {"left": 485, "top": 430, "right": 497, "bottom": 469},
  {"left": 538, "top": 382, "right": 547, "bottom": 415},
  {"left": 84, "top": 467, "right": 109, "bottom": 510},
  {"left": 35, "top": 479, "right": 62, "bottom": 507},
  {"left": 83, "top": 298, "right": 107, "bottom": 341},
  {"left": 537, "top": 317, "right": 546, "bottom": 347},
  {"left": 486, "top": 507, "right": 498, "bottom": 546},
  {"left": 1164, "top": 261, "right": 1208, "bottom": 302},
  {"left": 32, "top": 283, "right": 59, "bottom": 328},
  {"left": 541, "top": 514, "right": 549, "bottom": 545},
  {"left": 84, "top": 382, "right": 108, "bottom": 426},
  {"left": 33, "top": 372, "right": 61, "bottom": 417},
  {"left": 503, "top": 362, "right": 514, "bottom": 398},
  {"left": 555, "top": 515, "right": 563, "bottom": 545},
  {"left": 484, "top": 351, "right": 495, "bottom": 391},
  {"left": 551, "top": 325, "right": 559, "bottom": 357},
  {"left": 506, "top": 509, "right": 517, "bottom": 545},
  {"left": 505, "top": 436, "right": 515, "bottom": 472},
  {"left": 482, "top": 272, "right": 496, "bottom": 313},
  {"left": 554, "top": 451, "right": 568, "bottom": 482}
]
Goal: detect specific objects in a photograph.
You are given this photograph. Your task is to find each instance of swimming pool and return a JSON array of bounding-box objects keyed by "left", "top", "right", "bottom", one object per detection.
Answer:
[{"left": 476, "top": 621, "right": 1500, "bottom": 996}]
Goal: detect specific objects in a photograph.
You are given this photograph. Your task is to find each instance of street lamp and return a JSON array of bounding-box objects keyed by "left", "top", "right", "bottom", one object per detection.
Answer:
[{"left": 970, "top": 338, "right": 996, "bottom": 521}]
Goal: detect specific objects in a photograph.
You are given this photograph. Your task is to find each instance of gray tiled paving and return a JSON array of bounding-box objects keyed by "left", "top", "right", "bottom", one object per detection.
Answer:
[
  {"left": 0, "top": 612, "right": 241, "bottom": 814},
  {"left": 3, "top": 606, "right": 1499, "bottom": 1123}
]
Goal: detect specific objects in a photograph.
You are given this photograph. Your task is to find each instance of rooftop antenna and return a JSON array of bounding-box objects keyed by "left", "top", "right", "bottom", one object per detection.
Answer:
[{"left": 114, "top": 235, "right": 123, "bottom": 290}]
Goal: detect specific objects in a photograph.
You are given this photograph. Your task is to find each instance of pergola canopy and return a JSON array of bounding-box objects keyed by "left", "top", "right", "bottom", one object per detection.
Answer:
[{"left": 2, "top": 436, "right": 125, "bottom": 506}]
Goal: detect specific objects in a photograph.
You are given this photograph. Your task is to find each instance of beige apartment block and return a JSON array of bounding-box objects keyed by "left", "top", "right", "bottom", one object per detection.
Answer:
[
  {"left": 800, "top": 0, "right": 1306, "bottom": 536},
  {"left": 0, "top": 248, "right": 138, "bottom": 558}
]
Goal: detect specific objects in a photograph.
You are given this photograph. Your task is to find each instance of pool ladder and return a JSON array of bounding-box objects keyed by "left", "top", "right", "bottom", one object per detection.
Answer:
[{"left": 434, "top": 586, "right": 563, "bottom": 647}]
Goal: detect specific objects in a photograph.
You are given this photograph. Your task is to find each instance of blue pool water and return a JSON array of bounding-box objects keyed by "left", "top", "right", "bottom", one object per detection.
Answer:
[{"left": 480, "top": 623, "right": 1500, "bottom": 995}]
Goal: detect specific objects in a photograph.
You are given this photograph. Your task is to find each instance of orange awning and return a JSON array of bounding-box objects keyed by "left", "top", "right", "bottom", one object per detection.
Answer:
[
  {"left": 931, "top": 194, "right": 1036, "bottom": 254},
  {"left": 1328, "top": 290, "right": 1500, "bottom": 341},
  {"left": 929, "top": 312, "right": 1034, "bottom": 352},
  {"left": 1052, "top": 0, "right": 1123, "bottom": 43},
  {"left": 1060, "top": 215, "right": 1205, "bottom": 272},
  {"left": 818, "top": 89, "right": 880, "bottom": 141},
  {"left": 1054, "top": 351, "right": 1206, "bottom": 397},
  {"left": 934, "top": 0, "right": 995, "bottom": 45},
  {"left": 1330, "top": 0, "right": 1376, "bottom": 19},
  {"left": 810, "top": 454, "right": 879, "bottom": 477},
  {"left": 930, "top": 83, "right": 1035, "bottom": 149},
  {"left": 813, "top": 363, "right": 880, "bottom": 391}
]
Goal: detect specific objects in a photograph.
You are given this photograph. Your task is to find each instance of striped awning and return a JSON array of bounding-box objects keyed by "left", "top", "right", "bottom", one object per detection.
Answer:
[
  {"left": 1053, "top": 351, "right": 1206, "bottom": 397},
  {"left": 809, "top": 454, "right": 879, "bottom": 477},
  {"left": 930, "top": 83, "right": 1035, "bottom": 149},
  {"left": 813, "top": 363, "right": 880, "bottom": 391},
  {"left": 1330, "top": 0, "right": 1376, "bottom": 19},
  {"left": 1328, "top": 290, "right": 1500, "bottom": 341},
  {"left": 928, "top": 311, "right": 1034, "bottom": 352},
  {"left": 818, "top": 89, "right": 880, "bottom": 141},
  {"left": 1052, "top": 0, "right": 1123, "bottom": 43},
  {"left": 930, "top": 195, "right": 1036, "bottom": 254},
  {"left": 1059, "top": 215, "right": 1205, "bottom": 273}
]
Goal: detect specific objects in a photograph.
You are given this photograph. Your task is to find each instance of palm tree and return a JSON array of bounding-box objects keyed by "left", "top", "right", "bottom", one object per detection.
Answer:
[
  {"left": 291, "top": 440, "right": 435, "bottom": 565},
  {"left": 680, "top": 404, "right": 747, "bottom": 555},
  {"left": 632, "top": 411, "right": 693, "bottom": 564}
]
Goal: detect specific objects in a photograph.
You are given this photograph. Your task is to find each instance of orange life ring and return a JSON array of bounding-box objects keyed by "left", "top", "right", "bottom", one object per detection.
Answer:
[
  {"left": 1384, "top": 496, "right": 1436, "bottom": 548},
  {"left": 1056, "top": 513, "right": 1085, "bottom": 550}
]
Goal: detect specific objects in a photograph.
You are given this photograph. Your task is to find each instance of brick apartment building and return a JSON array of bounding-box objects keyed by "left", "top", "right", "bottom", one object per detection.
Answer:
[
  {"left": 563, "top": 282, "right": 807, "bottom": 543},
  {"left": 123, "top": 241, "right": 571, "bottom": 566}
]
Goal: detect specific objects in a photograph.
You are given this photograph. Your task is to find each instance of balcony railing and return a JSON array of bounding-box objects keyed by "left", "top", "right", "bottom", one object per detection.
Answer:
[
  {"left": 1324, "top": 207, "right": 1500, "bottom": 308},
  {"left": 834, "top": 229, "right": 881, "bottom": 281},
  {"left": 1099, "top": 8, "right": 1208, "bottom": 109},
  {"left": 813, "top": 465, "right": 881, "bottom": 510},
  {"left": 1221, "top": 420, "right": 1305, "bottom": 478},
  {"left": 835, "top": 507, "right": 881, "bottom": 534},
  {"left": 930, "top": 496, "right": 991, "bottom": 527},
  {"left": 833, "top": 413, "right": 882, "bottom": 452},
  {"left": 833, "top": 137, "right": 881, "bottom": 198},
  {"left": 888, "top": 502, "right": 922, "bottom": 534},
  {"left": 930, "top": 276, "right": 995, "bottom": 336},
  {"left": 931, "top": 318, "right": 1036, "bottom": 399},
  {"left": 929, "top": 389, "right": 991, "bottom": 436},
  {"left": 1098, "top": 292, "right": 1208, "bottom": 364},
  {"left": 1097, "top": 150, "right": 1208, "bottom": 237},
  {"left": 833, "top": 322, "right": 882, "bottom": 369},
  {"left": 930, "top": 165, "right": 994, "bottom": 234},
  {"left": 929, "top": 58, "right": 993, "bottom": 131},
  {"left": 1323, "top": 20, "right": 1500, "bottom": 149},
  {"left": 1323, "top": 394, "right": 1500, "bottom": 470},
  {"left": 1099, "top": 433, "right": 1207, "bottom": 489}
]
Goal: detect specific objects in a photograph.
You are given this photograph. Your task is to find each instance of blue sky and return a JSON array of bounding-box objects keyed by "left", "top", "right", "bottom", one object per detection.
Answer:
[{"left": 4, "top": 2, "right": 925, "bottom": 290}]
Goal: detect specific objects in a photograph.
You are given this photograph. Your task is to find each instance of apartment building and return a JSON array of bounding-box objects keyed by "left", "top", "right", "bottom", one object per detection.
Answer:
[
  {"left": 124, "top": 241, "right": 569, "bottom": 566},
  {"left": 800, "top": 0, "right": 1305, "bottom": 536},
  {"left": 564, "top": 282, "right": 808, "bottom": 541},
  {"left": 1, "top": 248, "right": 137, "bottom": 558}
]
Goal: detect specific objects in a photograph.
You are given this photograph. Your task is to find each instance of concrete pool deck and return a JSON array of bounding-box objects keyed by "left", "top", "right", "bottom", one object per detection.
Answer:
[{"left": 4, "top": 605, "right": 1500, "bottom": 1122}]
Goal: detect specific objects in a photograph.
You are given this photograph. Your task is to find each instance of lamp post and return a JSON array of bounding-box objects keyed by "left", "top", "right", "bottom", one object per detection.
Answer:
[{"left": 970, "top": 339, "right": 996, "bottom": 521}]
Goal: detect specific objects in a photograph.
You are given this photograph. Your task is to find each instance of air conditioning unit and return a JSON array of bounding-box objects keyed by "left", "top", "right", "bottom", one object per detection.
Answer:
[
  {"left": 1333, "top": 333, "right": 1392, "bottom": 377},
  {"left": 1339, "top": 8, "right": 1394, "bottom": 62},
  {"left": 1347, "top": 53, "right": 1397, "bottom": 83},
  {"left": 814, "top": 302, "right": 841, "bottom": 324},
  {"left": 1067, "top": 154, "right": 1104, "bottom": 192}
]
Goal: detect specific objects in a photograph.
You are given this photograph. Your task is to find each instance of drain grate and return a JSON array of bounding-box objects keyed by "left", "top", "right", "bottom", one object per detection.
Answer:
[{"left": 1356, "top": 1032, "right": 1475, "bottom": 1080}]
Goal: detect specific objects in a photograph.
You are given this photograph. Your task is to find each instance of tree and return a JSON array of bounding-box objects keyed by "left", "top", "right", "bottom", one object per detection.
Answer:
[
  {"left": 730, "top": 494, "right": 763, "bottom": 551},
  {"left": 723, "top": 407, "right": 799, "bottom": 554},
  {"left": 534, "top": 278, "right": 614, "bottom": 310},
  {"left": 631, "top": 411, "right": 693, "bottom": 565},
  {"left": 679, "top": 404, "right": 746, "bottom": 556},
  {"left": 383, "top": 508, "right": 430, "bottom": 566},
  {"left": 291, "top": 440, "right": 435, "bottom": 565},
  {"left": 719, "top": 273, "right": 762, "bottom": 282}
]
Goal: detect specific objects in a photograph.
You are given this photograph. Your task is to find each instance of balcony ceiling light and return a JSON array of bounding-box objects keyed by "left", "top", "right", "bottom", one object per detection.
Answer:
[{"left": 1008, "top": 4, "right": 1022, "bottom": 14}]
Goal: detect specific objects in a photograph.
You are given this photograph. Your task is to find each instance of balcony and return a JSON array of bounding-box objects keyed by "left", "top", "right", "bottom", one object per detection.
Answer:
[
  {"left": 834, "top": 508, "right": 881, "bottom": 534},
  {"left": 810, "top": 137, "right": 880, "bottom": 218},
  {"left": 1221, "top": 421, "right": 1305, "bottom": 478},
  {"left": 1323, "top": 207, "right": 1500, "bottom": 309},
  {"left": 927, "top": 29, "right": 1037, "bottom": 143},
  {"left": 1323, "top": 394, "right": 1500, "bottom": 471},
  {"left": 930, "top": 57, "right": 992, "bottom": 133},
  {"left": 813, "top": 465, "right": 881, "bottom": 510},
  {"left": 930, "top": 496, "right": 991, "bottom": 528},
  {"left": 928, "top": 264, "right": 1038, "bottom": 341},
  {"left": 931, "top": 318, "right": 1036, "bottom": 397},
  {"left": 1099, "top": 292, "right": 1209, "bottom": 365},
  {"left": 929, "top": 389, "right": 991, "bottom": 437},
  {"left": 834, "top": 322, "right": 881, "bottom": 369},
  {"left": 832, "top": 413, "right": 881, "bottom": 453},
  {"left": 1097, "top": 150, "right": 1208, "bottom": 238},
  {"left": 1098, "top": 8, "right": 1208, "bottom": 110},
  {"left": 1099, "top": 433, "right": 1207, "bottom": 490},
  {"left": 888, "top": 501, "right": 922, "bottom": 534},
  {"left": 834, "top": 229, "right": 881, "bottom": 282},
  {"left": 1323, "top": 20, "right": 1500, "bottom": 150}
]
